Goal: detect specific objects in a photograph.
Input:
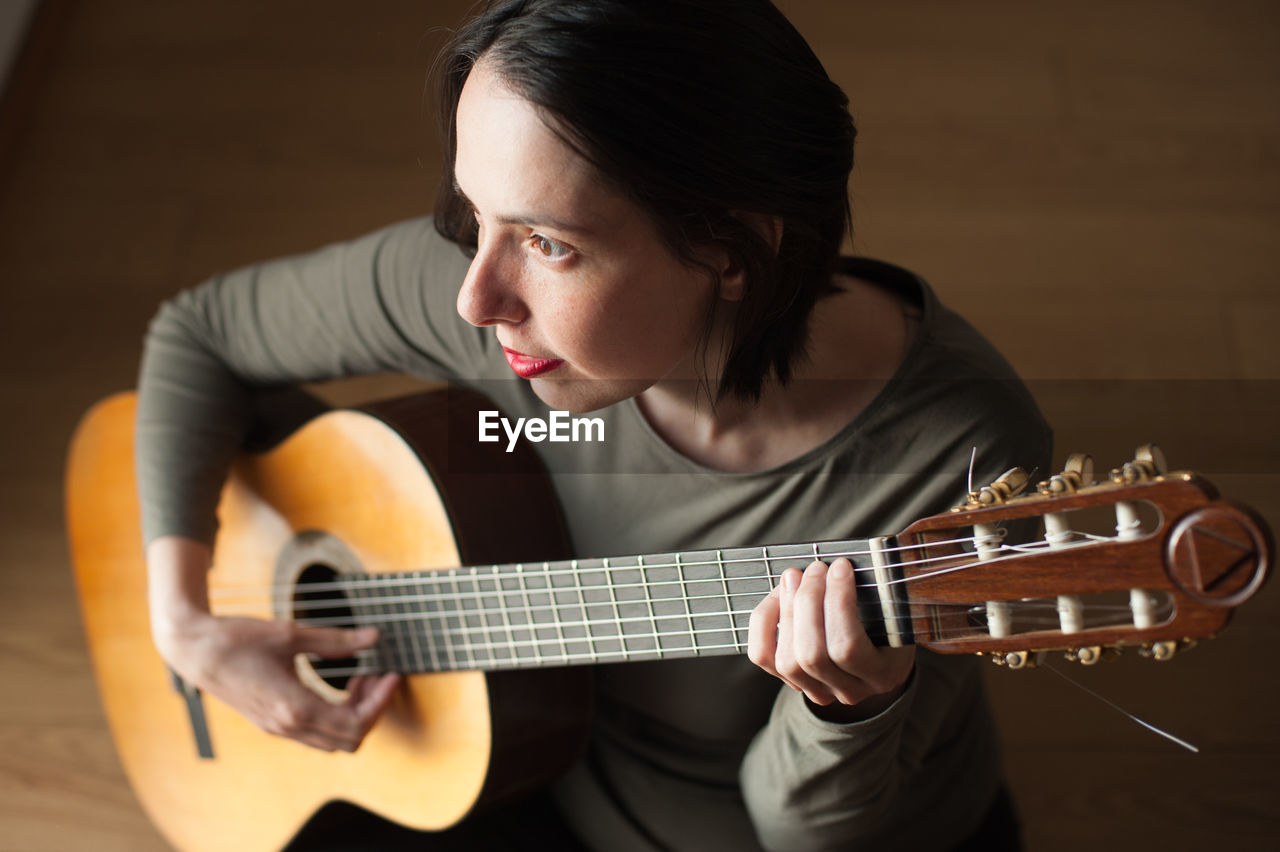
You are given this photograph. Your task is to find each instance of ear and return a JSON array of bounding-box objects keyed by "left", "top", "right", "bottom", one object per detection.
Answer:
[{"left": 717, "top": 213, "right": 784, "bottom": 302}]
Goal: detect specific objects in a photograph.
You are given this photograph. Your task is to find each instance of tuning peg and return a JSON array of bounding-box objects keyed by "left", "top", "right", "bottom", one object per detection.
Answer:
[
  {"left": 1138, "top": 638, "right": 1197, "bottom": 661},
  {"left": 988, "top": 650, "right": 1042, "bottom": 669},
  {"left": 1064, "top": 645, "right": 1102, "bottom": 665},
  {"left": 968, "top": 467, "right": 1030, "bottom": 507},
  {"left": 1110, "top": 444, "right": 1168, "bottom": 484},
  {"left": 1038, "top": 453, "right": 1096, "bottom": 495},
  {"left": 1063, "top": 645, "right": 1121, "bottom": 665},
  {"left": 1139, "top": 639, "right": 1179, "bottom": 661}
]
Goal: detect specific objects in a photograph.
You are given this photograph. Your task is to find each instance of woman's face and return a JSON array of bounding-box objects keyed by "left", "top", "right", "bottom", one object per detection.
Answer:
[{"left": 453, "top": 58, "right": 730, "bottom": 413}]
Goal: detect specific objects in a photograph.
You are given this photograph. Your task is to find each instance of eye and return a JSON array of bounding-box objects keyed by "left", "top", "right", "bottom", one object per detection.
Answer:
[{"left": 531, "top": 235, "right": 572, "bottom": 261}]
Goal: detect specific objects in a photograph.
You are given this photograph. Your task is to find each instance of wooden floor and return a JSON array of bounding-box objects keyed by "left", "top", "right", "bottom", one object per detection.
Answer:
[{"left": 2, "top": 1, "right": 1277, "bottom": 849}]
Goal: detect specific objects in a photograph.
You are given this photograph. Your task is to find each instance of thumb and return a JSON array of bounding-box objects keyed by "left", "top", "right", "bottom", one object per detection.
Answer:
[{"left": 290, "top": 625, "right": 380, "bottom": 658}]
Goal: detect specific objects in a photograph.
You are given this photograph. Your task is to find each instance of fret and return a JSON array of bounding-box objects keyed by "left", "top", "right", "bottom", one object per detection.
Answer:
[
  {"left": 491, "top": 564, "right": 516, "bottom": 669},
  {"left": 379, "top": 571, "right": 409, "bottom": 673},
  {"left": 397, "top": 572, "right": 426, "bottom": 675},
  {"left": 414, "top": 571, "right": 441, "bottom": 673},
  {"left": 345, "top": 573, "right": 374, "bottom": 675},
  {"left": 438, "top": 569, "right": 460, "bottom": 671},
  {"left": 515, "top": 563, "right": 543, "bottom": 667},
  {"left": 603, "top": 557, "right": 629, "bottom": 660},
  {"left": 674, "top": 552, "right": 696, "bottom": 653},
  {"left": 571, "top": 560, "right": 597, "bottom": 663},
  {"left": 544, "top": 560, "right": 568, "bottom": 665},
  {"left": 611, "top": 556, "right": 650, "bottom": 658},
  {"left": 460, "top": 568, "right": 486, "bottom": 670},
  {"left": 639, "top": 555, "right": 664, "bottom": 658},
  {"left": 470, "top": 565, "right": 499, "bottom": 669},
  {"left": 718, "top": 551, "right": 741, "bottom": 651}
]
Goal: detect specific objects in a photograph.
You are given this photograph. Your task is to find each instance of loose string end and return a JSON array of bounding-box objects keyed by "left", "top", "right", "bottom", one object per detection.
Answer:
[{"left": 1043, "top": 663, "right": 1200, "bottom": 754}]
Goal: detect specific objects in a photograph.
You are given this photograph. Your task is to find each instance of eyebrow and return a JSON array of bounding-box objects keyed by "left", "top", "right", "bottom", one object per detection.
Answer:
[{"left": 452, "top": 180, "right": 595, "bottom": 236}]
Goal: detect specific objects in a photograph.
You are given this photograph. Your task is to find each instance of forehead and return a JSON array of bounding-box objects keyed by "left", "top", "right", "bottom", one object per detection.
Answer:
[{"left": 454, "top": 59, "right": 601, "bottom": 214}]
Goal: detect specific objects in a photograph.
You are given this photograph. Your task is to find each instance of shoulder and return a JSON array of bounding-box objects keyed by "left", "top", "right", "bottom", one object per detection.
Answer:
[{"left": 839, "top": 257, "right": 1052, "bottom": 478}]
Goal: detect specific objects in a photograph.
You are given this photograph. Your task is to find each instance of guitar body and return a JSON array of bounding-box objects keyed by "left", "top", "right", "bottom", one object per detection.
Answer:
[{"left": 66, "top": 389, "right": 591, "bottom": 852}]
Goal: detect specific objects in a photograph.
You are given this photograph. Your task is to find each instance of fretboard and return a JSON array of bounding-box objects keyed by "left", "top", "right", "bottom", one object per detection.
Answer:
[{"left": 320, "top": 537, "right": 910, "bottom": 674}]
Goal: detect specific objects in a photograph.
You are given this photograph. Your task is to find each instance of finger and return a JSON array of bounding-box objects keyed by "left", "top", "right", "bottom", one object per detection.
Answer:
[
  {"left": 256, "top": 680, "right": 354, "bottom": 751},
  {"left": 825, "top": 559, "right": 916, "bottom": 698},
  {"left": 787, "top": 561, "right": 846, "bottom": 705},
  {"left": 773, "top": 568, "right": 803, "bottom": 692},
  {"left": 351, "top": 674, "right": 401, "bottom": 733},
  {"left": 290, "top": 625, "right": 380, "bottom": 659},
  {"left": 822, "top": 558, "right": 878, "bottom": 703},
  {"left": 777, "top": 564, "right": 834, "bottom": 702},
  {"left": 303, "top": 672, "right": 400, "bottom": 753},
  {"left": 747, "top": 585, "right": 783, "bottom": 678}
]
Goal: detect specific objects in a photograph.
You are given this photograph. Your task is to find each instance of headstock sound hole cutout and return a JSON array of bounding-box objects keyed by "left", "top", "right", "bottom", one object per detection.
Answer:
[{"left": 1025, "top": 499, "right": 1162, "bottom": 543}]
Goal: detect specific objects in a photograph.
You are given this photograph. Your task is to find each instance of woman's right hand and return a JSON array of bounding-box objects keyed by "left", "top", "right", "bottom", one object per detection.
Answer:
[{"left": 147, "top": 536, "right": 400, "bottom": 753}]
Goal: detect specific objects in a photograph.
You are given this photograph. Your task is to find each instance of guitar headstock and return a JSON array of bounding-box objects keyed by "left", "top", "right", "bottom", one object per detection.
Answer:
[{"left": 895, "top": 446, "right": 1272, "bottom": 668}]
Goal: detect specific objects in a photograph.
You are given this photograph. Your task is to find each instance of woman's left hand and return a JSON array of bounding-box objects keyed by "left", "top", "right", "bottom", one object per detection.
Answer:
[{"left": 748, "top": 557, "right": 915, "bottom": 722}]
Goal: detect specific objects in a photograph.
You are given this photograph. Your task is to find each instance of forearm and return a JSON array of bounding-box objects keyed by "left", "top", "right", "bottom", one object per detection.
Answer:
[
  {"left": 146, "top": 535, "right": 215, "bottom": 659},
  {"left": 739, "top": 677, "right": 917, "bottom": 852}
]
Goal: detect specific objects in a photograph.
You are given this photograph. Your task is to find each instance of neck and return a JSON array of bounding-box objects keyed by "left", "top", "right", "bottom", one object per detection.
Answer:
[
  {"left": 303, "top": 536, "right": 905, "bottom": 676},
  {"left": 637, "top": 277, "right": 914, "bottom": 472}
]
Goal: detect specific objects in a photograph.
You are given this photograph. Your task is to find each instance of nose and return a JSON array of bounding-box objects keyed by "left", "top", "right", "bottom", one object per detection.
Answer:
[{"left": 456, "top": 237, "right": 527, "bottom": 328}]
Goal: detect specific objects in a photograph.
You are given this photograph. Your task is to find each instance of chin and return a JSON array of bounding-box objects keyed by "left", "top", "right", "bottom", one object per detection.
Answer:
[{"left": 529, "top": 376, "right": 651, "bottom": 414}]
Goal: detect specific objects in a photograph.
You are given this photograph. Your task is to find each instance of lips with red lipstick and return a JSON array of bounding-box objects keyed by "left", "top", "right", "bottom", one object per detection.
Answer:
[{"left": 502, "top": 346, "right": 565, "bottom": 379}]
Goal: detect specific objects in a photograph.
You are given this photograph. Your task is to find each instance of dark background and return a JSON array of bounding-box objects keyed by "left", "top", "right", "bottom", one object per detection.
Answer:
[{"left": 2, "top": 1, "right": 1277, "bottom": 849}]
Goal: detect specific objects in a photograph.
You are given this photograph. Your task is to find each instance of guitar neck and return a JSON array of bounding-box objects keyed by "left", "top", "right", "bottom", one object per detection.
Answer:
[{"left": 322, "top": 537, "right": 907, "bottom": 674}]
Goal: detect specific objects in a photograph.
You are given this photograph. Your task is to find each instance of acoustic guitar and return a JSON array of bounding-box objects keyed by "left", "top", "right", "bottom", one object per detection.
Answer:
[{"left": 65, "top": 388, "right": 1272, "bottom": 852}]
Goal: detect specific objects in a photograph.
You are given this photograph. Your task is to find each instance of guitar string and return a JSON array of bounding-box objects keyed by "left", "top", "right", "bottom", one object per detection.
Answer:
[
  {"left": 304, "top": 592, "right": 1166, "bottom": 677},
  {"left": 1041, "top": 663, "right": 1199, "bottom": 753},
  {"left": 211, "top": 533, "right": 1118, "bottom": 619},
  {"left": 303, "top": 601, "right": 1155, "bottom": 664},
  {"left": 209, "top": 527, "right": 1125, "bottom": 610},
  {"left": 279, "top": 586, "right": 1150, "bottom": 629},
  {"left": 291, "top": 588, "right": 1171, "bottom": 677},
  {"left": 291, "top": 598, "right": 1153, "bottom": 633},
  {"left": 205, "top": 532, "right": 1000, "bottom": 599}
]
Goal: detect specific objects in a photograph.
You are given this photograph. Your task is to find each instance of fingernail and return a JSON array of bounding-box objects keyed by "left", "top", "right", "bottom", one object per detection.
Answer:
[
  {"left": 784, "top": 570, "right": 799, "bottom": 592},
  {"left": 830, "top": 559, "right": 851, "bottom": 581},
  {"left": 356, "top": 627, "right": 378, "bottom": 642}
]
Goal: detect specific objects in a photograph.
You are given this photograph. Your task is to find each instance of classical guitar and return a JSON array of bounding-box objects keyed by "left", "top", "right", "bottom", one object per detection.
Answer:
[{"left": 66, "top": 389, "right": 1272, "bottom": 852}]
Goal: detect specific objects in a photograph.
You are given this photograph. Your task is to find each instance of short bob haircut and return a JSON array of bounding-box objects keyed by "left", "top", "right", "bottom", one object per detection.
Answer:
[{"left": 434, "top": 0, "right": 856, "bottom": 403}]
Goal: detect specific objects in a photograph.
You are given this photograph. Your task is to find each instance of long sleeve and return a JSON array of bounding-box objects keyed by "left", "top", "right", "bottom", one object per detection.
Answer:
[
  {"left": 135, "top": 217, "right": 479, "bottom": 545},
  {"left": 739, "top": 653, "right": 1003, "bottom": 852}
]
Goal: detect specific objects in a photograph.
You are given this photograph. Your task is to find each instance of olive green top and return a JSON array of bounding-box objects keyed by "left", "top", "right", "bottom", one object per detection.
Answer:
[{"left": 137, "top": 217, "right": 1050, "bottom": 851}]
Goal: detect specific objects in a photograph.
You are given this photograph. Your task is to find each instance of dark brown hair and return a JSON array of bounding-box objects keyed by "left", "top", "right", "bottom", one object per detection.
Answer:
[{"left": 434, "top": 0, "right": 856, "bottom": 402}]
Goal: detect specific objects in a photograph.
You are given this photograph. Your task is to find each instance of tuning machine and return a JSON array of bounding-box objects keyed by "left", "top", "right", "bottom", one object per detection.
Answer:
[
  {"left": 1110, "top": 444, "right": 1168, "bottom": 484},
  {"left": 1038, "top": 453, "right": 1095, "bottom": 496},
  {"left": 1063, "top": 645, "right": 1121, "bottom": 665},
  {"left": 986, "top": 650, "right": 1044, "bottom": 669},
  {"left": 964, "top": 467, "right": 1030, "bottom": 508},
  {"left": 1138, "top": 638, "right": 1197, "bottom": 661}
]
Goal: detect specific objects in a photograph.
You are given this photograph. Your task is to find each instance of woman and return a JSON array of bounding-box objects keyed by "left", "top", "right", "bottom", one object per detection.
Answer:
[{"left": 138, "top": 1, "right": 1050, "bottom": 849}]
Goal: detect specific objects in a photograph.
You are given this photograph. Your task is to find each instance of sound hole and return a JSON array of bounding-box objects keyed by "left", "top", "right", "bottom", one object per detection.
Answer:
[{"left": 293, "top": 563, "right": 356, "bottom": 690}]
